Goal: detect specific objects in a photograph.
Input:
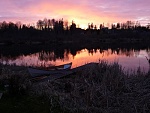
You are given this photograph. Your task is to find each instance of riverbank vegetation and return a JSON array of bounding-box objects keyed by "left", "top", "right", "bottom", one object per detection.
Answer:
[
  {"left": 0, "top": 19, "right": 150, "bottom": 45},
  {"left": 0, "top": 62, "right": 150, "bottom": 113}
]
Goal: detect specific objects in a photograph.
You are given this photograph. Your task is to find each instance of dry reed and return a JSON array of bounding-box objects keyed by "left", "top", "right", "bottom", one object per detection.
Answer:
[
  {"left": 1, "top": 62, "right": 150, "bottom": 113},
  {"left": 31, "top": 61, "right": 150, "bottom": 113}
]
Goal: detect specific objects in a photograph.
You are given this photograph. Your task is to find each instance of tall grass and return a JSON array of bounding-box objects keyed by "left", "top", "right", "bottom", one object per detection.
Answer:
[
  {"left": 30, "top": 61, "right": 150, "bottom": 113},
  {"left": 0, "top": 62, "right": 150, "bottom": 113}
]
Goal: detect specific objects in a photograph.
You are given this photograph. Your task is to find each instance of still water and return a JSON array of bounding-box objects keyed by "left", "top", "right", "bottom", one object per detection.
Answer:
[{"left": 0, "top": 48, "right": 150, "bottom": 73}]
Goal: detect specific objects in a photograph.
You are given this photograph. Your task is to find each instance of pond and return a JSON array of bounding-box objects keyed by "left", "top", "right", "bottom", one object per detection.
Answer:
[{"left": 0, "top": 45, "right": 149, "bottom": 73}]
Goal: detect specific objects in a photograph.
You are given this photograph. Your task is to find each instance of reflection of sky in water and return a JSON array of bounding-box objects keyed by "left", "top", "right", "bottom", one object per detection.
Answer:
[{"left": 0, "top": 49, "right": 149, "bottom": 73}]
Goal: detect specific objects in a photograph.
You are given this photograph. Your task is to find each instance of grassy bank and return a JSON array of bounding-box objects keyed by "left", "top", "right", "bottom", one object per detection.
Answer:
[{"left": 0, "top": 62, "right": 150, "bottom": 113}]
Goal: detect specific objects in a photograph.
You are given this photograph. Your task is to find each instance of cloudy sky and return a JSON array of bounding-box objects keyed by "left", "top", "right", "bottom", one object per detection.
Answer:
[{"left": 0, "top": 0, "right": 150, "bottom": 28}]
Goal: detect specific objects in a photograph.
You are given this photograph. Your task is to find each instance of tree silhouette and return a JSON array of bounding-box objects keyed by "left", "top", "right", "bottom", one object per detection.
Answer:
[
  {"left": 116, "top": 23, "right": 120, "bottom": 29},
  {"left": 16, "top": 21, "right": 22, "bottom": 30},
  {"left": 88, "top": 23, "right": 91, "bottom": 30},
  {"left": 47, "top": 19, "right": 52, "bottom": 30},
  {"left": 37, "top": 20, "right": 44, "bottom": 30},
  {"left": 43, "top": 18, "right": 48, "bottom": 30},
  {"left": 111, "top": 24, "right": 116, "bottom": 29},
  {"left": 99, "top": 24, "right": 103, "bottom": 30},
  {"left": 0, "top": 17, "right": 150, "bottom": 44},
  {"left": 51, "top": 19, "right": 55, "bottom": 29},
  {"left": 94, "top": 25, "right": 97, "bottom": 30},
  {"left": 147, "top": 23, "right": 150, "bottom": 29},
  {"left": 64, "top": 20, "right": 69, "bottom": 30},
  {"left": 90, "top": 23, "right": 94, "bottom": 29},
  {"left": 70, "top": 20, "right": 76, "bottom": 34}
]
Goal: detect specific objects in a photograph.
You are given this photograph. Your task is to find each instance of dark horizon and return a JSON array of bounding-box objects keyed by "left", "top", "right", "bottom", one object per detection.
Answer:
[{"left": 0, "top": 18, "right": 150, "bottom": 30}]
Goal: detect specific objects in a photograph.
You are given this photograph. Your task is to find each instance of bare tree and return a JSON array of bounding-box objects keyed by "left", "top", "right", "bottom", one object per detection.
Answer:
[
  {"left": 111, "top": 24, "right": 116, "bottom": 29},
  {"left": 16, "top": 21, "right": 22, "bottom": 29},
  {"left": 51, "top": 19, "right": 55, "bottom": 29},
  {"left": 126, "top": 21, "right": 134, "bottom": 29},
  {"left": 99, "top": 24, "right": 103, "bottom": 30},
  {"left": 43, "top": 18, "right": 48, "bottom": 29},
  {"left": 135, "top": 21, "right": 141, "bottom": 28},
  {"left": 1, "top": 21, "right": 8, "bottom": 29},
  {"left": 94, "top": 25, "right": 97, "bottom": 29},
  {"left": 64, "top": 20, "right": 69, "bottom": 30},
  {"left": 37, "top": 20, "right": 44, "bottom": 30},
  {"left": 116, "top": 23, "right": 120, "bottom": 29},
  {"left": 147, "top": 23, "right": 150, "bottom": 29},
  {"left": 91, "top": 23, "right": 93, "bottom": 29},
  {"left": 47, "top": 19, "right": 52, "bottom": 30}
]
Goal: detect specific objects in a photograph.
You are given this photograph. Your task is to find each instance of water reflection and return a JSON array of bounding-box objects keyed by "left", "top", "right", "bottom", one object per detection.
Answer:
[{"left": 0, "top": 48, "right": 149, "bottom": 73}]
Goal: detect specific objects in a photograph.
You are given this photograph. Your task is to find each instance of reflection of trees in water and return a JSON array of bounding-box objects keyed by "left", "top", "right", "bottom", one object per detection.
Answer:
[
  {"left": 147, "top": 48, "right": 150, "bottom": 58},
  {"left": 38, "top": 49, "right": 71, "bottom": 61},
  {"left": 0, "top": 43, "right": 150, "bottom": 64},
  {"left": 134, "top": 50, "right": 140, "bottom": 57},
  {"left": 0, "top": 48, "right": 149, "bottom": 62},
  {"left": 118, "top": 49, "right": 134, "bottom": 56},
  {"left": 39, "top": 51, "right": 56, "bottom": 61},
  {"left": 88, "top": 49, "right": 98, "bottom": 56},
  {"left": 36, "top": 48, "right": 147, "bottom": 62},
  {"left": 64, "top": 49, "right": 71, "bottom": 60}
]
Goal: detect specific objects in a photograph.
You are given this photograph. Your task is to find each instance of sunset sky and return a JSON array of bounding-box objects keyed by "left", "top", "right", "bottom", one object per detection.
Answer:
[{"left": 0, "top": 0, "right": 150, "bottom": 29}]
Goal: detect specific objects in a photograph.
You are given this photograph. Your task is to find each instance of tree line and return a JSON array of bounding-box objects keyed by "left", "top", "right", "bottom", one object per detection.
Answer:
[
  {"left": 0, "top": 18, "right": 150, "bottom": 31},
  {"left": 0, "top": 18, "right": 150, "bottom": 44}
]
